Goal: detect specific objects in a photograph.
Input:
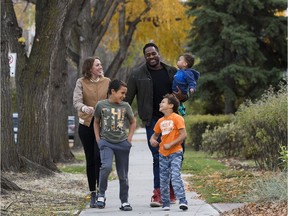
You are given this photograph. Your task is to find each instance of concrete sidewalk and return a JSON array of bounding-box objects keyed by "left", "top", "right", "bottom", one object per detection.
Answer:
[{"left": 79, "top": 128, "right": 243, "bottom": 216}]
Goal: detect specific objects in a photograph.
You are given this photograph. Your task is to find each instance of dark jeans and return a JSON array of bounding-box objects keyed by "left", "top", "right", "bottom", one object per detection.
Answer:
[
  {"left": 146, "top": 118, "right": 161, "bottom": 189},
  {"left": 78, "top": 122, "right": 101, "bottom": 192},
  {"left": 146, "top": 118, "right": 186, "bottom": 190}
]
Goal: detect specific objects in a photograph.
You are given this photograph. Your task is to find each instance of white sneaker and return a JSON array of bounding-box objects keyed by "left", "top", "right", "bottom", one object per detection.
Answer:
[
  {"left": 96, "top": 196, "right": 106, "bottom": 209},
  {"left": 162, "top": 206, "right": 170, "bottom": 211},
  {"left": 120, "top": 202, "right": 132, "bottom": 211}
]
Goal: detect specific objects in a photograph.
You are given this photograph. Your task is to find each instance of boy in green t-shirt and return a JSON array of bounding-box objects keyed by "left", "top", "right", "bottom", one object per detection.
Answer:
[{"left": 94, "top": 79, "right": 136, "bottom": 211}]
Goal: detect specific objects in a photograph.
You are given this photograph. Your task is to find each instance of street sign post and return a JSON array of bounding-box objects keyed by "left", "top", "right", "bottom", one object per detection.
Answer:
[{"left": 9, "top": 53, "right": 17, "bottom": 77}]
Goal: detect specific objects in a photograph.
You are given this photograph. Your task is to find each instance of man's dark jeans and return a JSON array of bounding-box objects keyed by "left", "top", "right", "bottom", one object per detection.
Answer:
[{"left": 145, "top": 118, "right": 161, "bottom": 189}]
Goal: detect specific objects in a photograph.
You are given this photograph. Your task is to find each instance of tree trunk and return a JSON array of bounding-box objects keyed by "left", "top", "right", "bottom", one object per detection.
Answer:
[
  {"left": 1, "top": 0, "right": 21, "bottom": 172},
  {"left": 48, "top": 0, "right": 79, "bottom": 162},
  {"left": 1, "top": 175, "right": 22, "bottom": 195},
  {"left": 49, "top": 33, "right": 74, "bottom": 163},
  {"left": 17, "top": 0, "right": 70, "bottom": 171},
  {"left": 224, "top": 98, "right": 236, "bottom": 114},
  {"left": 224, "top": 76, "right": 236, "bottom": 114},
  {"left": 66, "top": 0, "right": 122, "bottom": 72}
]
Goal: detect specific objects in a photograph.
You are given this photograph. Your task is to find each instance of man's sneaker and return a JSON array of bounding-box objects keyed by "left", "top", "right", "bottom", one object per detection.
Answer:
[
  {"left": 96, "top": 196, "right": 106, "bottom": 209},
  {"left": 150, "top": 188, "right": 162, "bottom": 207},
  {"left": 119, "top": 202, "right": 133, "bottom": 211},
  {"left": 170, "top": 197, "right": 177, "bottom": 204},
  {"left": 179, "top": 198, "right": 188, "bottom": 211},
  {"left": 162, "top": 205, "right": 170, "bottom": 211},
  {"left": 90, "top": 192, "right": 97, "bottom": 208},
  {"left": 170, "top": 189, "right": 177, "bottom": 204}
]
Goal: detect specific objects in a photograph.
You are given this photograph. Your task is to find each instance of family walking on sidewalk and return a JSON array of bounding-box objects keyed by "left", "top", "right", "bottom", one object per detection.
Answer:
[{"left": 73, "top": 42, "right": 199, "bottom": 212}]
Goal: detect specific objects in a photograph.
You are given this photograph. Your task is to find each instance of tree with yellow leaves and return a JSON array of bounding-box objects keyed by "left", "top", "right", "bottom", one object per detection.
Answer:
[{"left": 101, "top": 0, "right": 193, "bottom": 78}]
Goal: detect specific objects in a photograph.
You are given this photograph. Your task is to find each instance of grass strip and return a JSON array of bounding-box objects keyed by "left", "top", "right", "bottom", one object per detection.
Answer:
[{"left": 182, "top": 150, "right": 254, "bottom": 203}]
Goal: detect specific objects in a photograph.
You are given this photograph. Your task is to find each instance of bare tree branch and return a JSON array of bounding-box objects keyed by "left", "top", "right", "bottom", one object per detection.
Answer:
[
  {"left": 105, "top": 0, "right": 152, "bottom": 78},
  {"left": 92, "top": 0, "right": 123, "bottom": 49}
]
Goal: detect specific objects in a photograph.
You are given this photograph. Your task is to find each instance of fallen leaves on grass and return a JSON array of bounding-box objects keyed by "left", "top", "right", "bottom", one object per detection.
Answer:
[
  {"left": 190, "top": 170, "right": 254, "bottom": 203},
  {"left": 1, "top": 172, "right": 88, "bottom": 216},
  {"left": 220, "top": 202, "right": 288, "bottom": 216}
]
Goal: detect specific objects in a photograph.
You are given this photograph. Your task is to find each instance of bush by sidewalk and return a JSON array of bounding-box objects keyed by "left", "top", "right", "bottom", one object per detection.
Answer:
[
  {"left": 201, "top": 83, "right": 287, "bottom": 171},
  {"left": 185, "top": 114, "right": 233, "bottom": 151}
]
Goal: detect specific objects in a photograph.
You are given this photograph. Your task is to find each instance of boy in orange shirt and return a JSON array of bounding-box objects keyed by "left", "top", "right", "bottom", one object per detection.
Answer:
[{"left": 150, "top": 94, "right": 188, "bottom": 211}]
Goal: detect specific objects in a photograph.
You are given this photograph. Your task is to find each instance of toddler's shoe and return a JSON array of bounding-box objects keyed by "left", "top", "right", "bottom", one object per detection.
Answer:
[{"left": 178, "top": 103, "right": 186, "bottom": 116}]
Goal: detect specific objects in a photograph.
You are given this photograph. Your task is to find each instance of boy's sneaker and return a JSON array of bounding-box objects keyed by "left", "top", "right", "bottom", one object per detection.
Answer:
[
  {"left": 179, "top": 198, "right": 188, "bottom": 211},
  {"left": 178, "top": 103, "right": 186, "bottom": 116},
  {"left": 150, "top": 189, "right": 162, "bottom": 207},
  {"left": 96, "top": 196, "right": 106, "bottom": 209},
  {"left": 162, "top": 205, "right": 170, "bottom": 211},
  {"left": 89, "top": 192, "right": 97, "bottom": 208},
  {"left": 119, "top": 202, "right": 133, "bottom": 211}
]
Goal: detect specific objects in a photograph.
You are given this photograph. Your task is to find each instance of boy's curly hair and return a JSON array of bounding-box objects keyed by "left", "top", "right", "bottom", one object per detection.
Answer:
[{"left": 163, "top": 94, "right": 180, "bottom": 113}]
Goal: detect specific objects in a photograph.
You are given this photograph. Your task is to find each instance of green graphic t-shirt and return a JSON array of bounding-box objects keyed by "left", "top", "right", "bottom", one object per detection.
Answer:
[{"left": 94, "top": 99, "right": 134, "bottom": 143}]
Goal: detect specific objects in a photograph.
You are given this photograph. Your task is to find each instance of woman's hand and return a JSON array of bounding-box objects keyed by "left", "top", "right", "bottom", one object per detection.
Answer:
[{"left": 82, "top": 105, "right": 95, "bottom": 114}]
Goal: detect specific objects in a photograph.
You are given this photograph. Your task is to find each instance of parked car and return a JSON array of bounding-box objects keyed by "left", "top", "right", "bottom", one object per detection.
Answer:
[
  {"left": 13, "top": 113, "right": 75, "bottom": 142},
  {"left": 68, "top": 115, "right": 75, "bottom": 140},
  {"left": 13, "top": 113, "right": 18, "bottom": 142}
]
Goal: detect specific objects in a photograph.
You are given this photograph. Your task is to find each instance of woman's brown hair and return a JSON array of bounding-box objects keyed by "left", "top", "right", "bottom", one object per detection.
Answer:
[{"left": 82, "top": 56, "right": 101, "bottom": 79}]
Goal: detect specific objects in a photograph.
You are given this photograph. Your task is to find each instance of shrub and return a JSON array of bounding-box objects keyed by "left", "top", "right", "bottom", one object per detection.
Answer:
[
  {"left": 243, "top": 172, "right": 288, "bottom": 203},
  {"left": 278, "top": 145, "right": 288, "bottom": 171},
  {"left": 185, "top": 115, "right": 233, "bottom": 150},
  {"left": 236, "top": 84, "right": 287, "bottom": 170},
  {"left": 200, "top": 83, "right": 287, "bottom": 170},
  {"left": 202, "top": 122, "right": 244, "bottom": 157}
]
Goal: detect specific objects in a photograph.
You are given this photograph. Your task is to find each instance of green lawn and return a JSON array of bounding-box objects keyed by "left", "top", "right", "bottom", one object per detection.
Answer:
[
  {"left": 182, "top": 149, "right": 254, "bottom": 203},
  {"left": 59, "top": 151, "right": 86, "bottom": 174},
  {"left": 59, "top": 149, "right": 117, "bottom": 180}
]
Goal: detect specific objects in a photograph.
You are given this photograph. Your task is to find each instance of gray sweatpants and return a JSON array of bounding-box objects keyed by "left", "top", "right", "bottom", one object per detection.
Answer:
[{"left": 98, "top": 139, "right": 131, "bottom": 203}]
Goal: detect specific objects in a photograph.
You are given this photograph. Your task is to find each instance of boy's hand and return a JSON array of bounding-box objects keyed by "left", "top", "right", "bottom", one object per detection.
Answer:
[
  {"left": 127, "top": 136, "right": 133, "bottom": 144},
  {"left": 163, "top": 143, "right": 172, "bottom": 150}
]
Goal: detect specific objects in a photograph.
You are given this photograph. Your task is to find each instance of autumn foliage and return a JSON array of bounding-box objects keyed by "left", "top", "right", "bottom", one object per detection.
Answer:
[{"left": 103, "top": 0, "right": 193, "bottom": 64}]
